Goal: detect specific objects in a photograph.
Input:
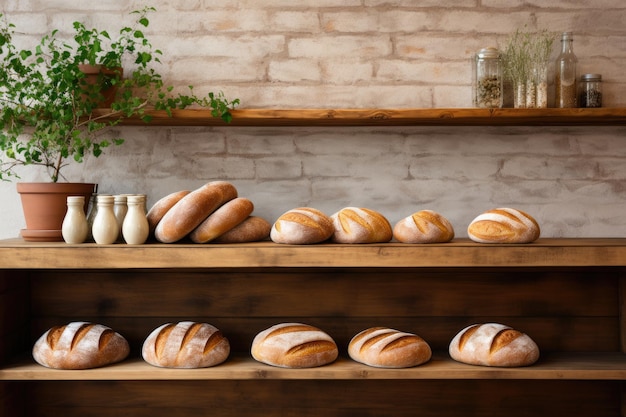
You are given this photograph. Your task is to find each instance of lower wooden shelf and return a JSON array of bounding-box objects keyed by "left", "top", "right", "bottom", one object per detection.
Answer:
[{"left": 3, "top": 352, "right": 625, "bottom": 381}]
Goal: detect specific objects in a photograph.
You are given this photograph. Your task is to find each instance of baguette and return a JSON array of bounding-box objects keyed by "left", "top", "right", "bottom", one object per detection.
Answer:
[
  {"left": 142, "top": 321, "right": 230, "bottom": 368},
  {"left": 348, "top": 327, "right": 432, "bottom": 368},
  {"left": 449, "top": 323, "right": 540, "bottom": 367},
  {"left": 270, "top": 207, "right": 334, "bottom": 244},
  {"left": 146, "top": 190, "right": 191, "bottom": 236},
  {"left": 32, "top": 322, "right": 129, "bottom": 369},
  {"left": 467, "top": 208, "right": 540, "bottom": 244},
  {"left": 213, "top": 216, "right": 271, "bottom": 243},
  {"left": 393, "top": 210, "right": 454, "bottom": 243},
  {"left": 155, "top": 181, "right": 238, "bottom": 243},
  {"left": 331, "top": 207, "right": 392, "bottom": 243},
  {"left": 251, "top": 323, "right": 338, "bottom": 368},
  {"left": 189, "top": 197, "right": 254, "bottom": 243}
]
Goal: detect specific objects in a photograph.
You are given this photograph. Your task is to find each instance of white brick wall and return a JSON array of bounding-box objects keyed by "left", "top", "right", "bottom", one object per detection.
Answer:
[{"left": 1, "top": 1, "right": 625, "bottom": 239}]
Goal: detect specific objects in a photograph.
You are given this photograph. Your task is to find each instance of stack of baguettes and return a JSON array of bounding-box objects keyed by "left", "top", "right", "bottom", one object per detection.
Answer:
[{"left": 147, "top": 181, "right": 271, "bottom": 244}]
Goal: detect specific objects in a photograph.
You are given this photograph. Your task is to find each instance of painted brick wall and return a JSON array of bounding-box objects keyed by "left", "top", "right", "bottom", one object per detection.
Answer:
[{"left": 1, "top": 1, "right": 625, "bottom": 239}]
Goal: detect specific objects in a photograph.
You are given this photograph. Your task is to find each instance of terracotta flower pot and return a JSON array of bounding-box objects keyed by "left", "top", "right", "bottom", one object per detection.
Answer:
[
  {"left": 78, "top": 64, "right": 123, "bottom": 108},
  {"left": 17, "top": 182, "right": 97, "bottom": 242}
]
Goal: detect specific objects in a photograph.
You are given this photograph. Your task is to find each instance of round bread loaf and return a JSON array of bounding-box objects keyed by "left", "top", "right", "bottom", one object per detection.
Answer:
[
  {"left": 331, "top": 207, "right": 392, "bottom": 243},
  {"left": 348, "top": 327, "right": 432, "bottom": 368},
  {"left": 32, "top": 322, "right": 129, "bottom": 369},
  {"left": 270, "top": 207, "right": 334, "bottom": 244},
  {"left": 251, "top": 323, "right": 338, "bottom": 368},
  {"left": 146, "top": 190, "right": 191, "bottom": 236},
  {"left": 189, "top": 197, "right": 254, "bottom": 243},
  {"left": 214, "top": 216, "right": 271, "bottom": 243},
  {"left": 155, "top": 181, "right": 238, "bottom": 243},
  {"left": 449, "top": 323, "right": 540, "bottom": 367},
  {"left": 393, "top": 210, "right": 455, "bottom": 243},
  {"left": 467, "top": 208, "right": 540, "bottom": 244},
  {"left": 142, "top": 321, "right": 230, "bottom": 368}
]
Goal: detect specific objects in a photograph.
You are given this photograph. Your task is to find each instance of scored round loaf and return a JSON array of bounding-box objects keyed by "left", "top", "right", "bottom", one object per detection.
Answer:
[
  {"left": 449, "top": 323, "right": 540, "bottom": 367},
  {"left": 142, "top": 321, "right": 230, "bottom": 368},
  {"left": 393, "top": 210, "right": 455, "bottom": 243},
  {"left": 214, "top": 216, "right": 271, "bottom": 243},
  {"left": 348, "top": 327, "right": 432, "bottom": 368},
  {"left": 155, "top": 181, "right": 238, "bottom": 243},
  {"left": 146, "top": 190, "right": 191, "bottom": 236},
  {"left": 32, "top": 322, "right": 129, "bottom": 369},
  {"left": 270, "top": 207, "right": 334, "bottom": 244},
  {"left": 467, "top": 208, "right": 540, "bottom": 244},
  {"left": 331, "top": 207, "right": 392, "bottom": 243},
  {"left": 251, "top": 323, "right": 338, "bottom": 368},
  {"left": 189, "top": 197, "right": 254, "bottom": 243}
]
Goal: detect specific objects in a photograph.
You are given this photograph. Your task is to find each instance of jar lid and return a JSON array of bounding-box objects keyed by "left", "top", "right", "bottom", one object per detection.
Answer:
[
  {"left": 581, "top": 73, "right": 601, "bottom": 81},
  {"left": 477, "top": 47, "right": 500, "bottom": 59}
]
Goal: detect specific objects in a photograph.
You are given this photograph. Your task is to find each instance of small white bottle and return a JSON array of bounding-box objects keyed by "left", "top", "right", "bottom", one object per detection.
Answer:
[
  {"left": 113, "top": 194, "right": 128, "bottom": 242},
  {"left": 92, "top": 195, "right": 119, "bottom": 244},
  {"left": 62, "top": 196, "right": 89, "bottom": 244},
  {"left": 122, "top": 194, "right": 149, "bottom": 245}
]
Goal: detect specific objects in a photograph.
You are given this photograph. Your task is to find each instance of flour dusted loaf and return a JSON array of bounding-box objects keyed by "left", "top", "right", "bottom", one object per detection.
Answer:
[
  {"left": 467, "top": 208, "right": 540, "bottom": 244},
  {"left": 449, "top": 323, "right": 540, "bottom": 367},
  {"left": 142, "top": 321, "right": 230, "bottom": 368},
  {"left": 270, "top": 207, "right": 334, "bottom": 244},
  {"left": 251, "top": 323, "right": 338, "bottom": 368},
  {"left": 32, "top": 322, "right": 129, "bottom": 369},
  {"left": 154, "top": 181, "right": 238, "bottom": 243},
  {"left": 214, "top": 216, "right": 271, "bottom": 243},
  {"left": 393, "top": 210, "right": 455, "bottom": 243},
  {"left": 348, "top": 327, "right": 432, "bottom": 368},
  {"left": 331, "top": 207, "right": 392, "bottom": 243}
]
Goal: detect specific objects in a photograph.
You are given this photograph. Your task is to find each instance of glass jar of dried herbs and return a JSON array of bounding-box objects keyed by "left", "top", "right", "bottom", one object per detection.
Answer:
[{"left": 474, "top": 47, "right": 503, "bottom": 108}]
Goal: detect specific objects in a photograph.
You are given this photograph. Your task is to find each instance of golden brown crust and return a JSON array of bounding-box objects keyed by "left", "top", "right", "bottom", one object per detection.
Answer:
[
  {"left": 348, "top": 327, "right": 432, "bottom": 368},
  {"left": 270, "top": 208, "right": 334, "bottom": 244},
  {"left": 467, "top": 208, "right": 540, "bottom": 244},
  {"left": 189, "top": 197, "right": 254, "bottom": 243},
  {"left": 393, "top": 210, "right": 455, "bottom": 244},
  {"left": 146, "top": 190, "right": 191, "bottom": 235},
  {"left": 331, "top": 207, "right": 392, "bottom": 243},
  {"left": 213, "top": 216, "right": 271, "bottom": 243}
]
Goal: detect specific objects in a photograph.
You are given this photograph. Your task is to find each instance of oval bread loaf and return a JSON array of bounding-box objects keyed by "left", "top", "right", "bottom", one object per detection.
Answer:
[
  {"left": 155, "top": 181, "right": 238, "bottom": 243},
  {"left": 251, "top": 323, "right": 338, "bottom": 368},
  {"left": 348, "top": 327, "right": 432, "bottom": 368},
  {"left": 189, "top": 197, "right": 254, "bottom": 243},
  {"left": 32, "top": 322, "right": 130, "bottom": 369},
  {"left": 214, "top": 216, "right": 271, "bottom": 243},
  {"left": 467, "top": 208, "right": 540, "bottom": 244},
  {"left": 270, "top": 207, "right": 334, "bottom": 244},
  {"left": 331, "top": 207, "right": 392, "bottom": 243},
  {"left": 449, "top": 323, "right": 540, "bottom": 367},
  {"left": 142, "top": 321, "right": 230, "bottom": 368},
  {"left": 146, "top": 190, "right": 191, "bottom": 236},
  {"left": 393, "top": 210, "right": 455, "bottom": 243}
]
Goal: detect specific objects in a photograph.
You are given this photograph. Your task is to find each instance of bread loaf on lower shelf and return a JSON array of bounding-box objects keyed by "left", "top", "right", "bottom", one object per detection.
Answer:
[
  {"left": 393, "top": 210, "right": 455, "bottom": 243},
  {"left": 331, "top": 207, "right": 392, "bottom": 243},
  {"left": 348, "top": 327, "right": 432, "bottom": 368},
  {"left": 467, "top": 208, "right": 540, "bottom": 244},
  {"left": 270, "top": 207, "right": 334, "bottom": 244}
]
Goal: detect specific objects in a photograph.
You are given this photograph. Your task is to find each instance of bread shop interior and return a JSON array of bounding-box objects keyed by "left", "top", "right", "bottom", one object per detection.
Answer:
[{"left": 1, "top": 2, "right": 625, "bottom": 417}]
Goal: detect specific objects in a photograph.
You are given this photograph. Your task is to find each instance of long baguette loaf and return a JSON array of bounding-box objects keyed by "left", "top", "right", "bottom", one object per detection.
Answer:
[
  {"left": 393, "top": 210, "right": 454, "bottom": 243},
  {"left": 146, "top": 190, "right": 191, "bottom": 236},
  {"left": 448, "top": 323, "right": 540, "bottom": 367},
  {"left": 467, "top": 208, "right": 540, "bottom": 244},
  {"left": 213, "top": 216, "right": 271, "bottom": 243},
  {"left": 331, "top": 207, "right": 392, "bottom": 243},
  {"left": 32, "top": 322, "right": 129, "bottom": 369},
  {"left": 142, "top": 321, "right": 230, "bottom": 368},
  {"left": 189, "top": 197, "right": 254, "bottom": 243},
  {"left": 270, "top": 207, "right": 334, "bottom": 244},
  {"left": 348, "top": 327, "right": 432, "bottom": 368},
  {"left": 155, "top": 181, "right": 238, "bottom": 243},
  {"left": 251, "top": 323, "right": 338, "bottom": 368}
]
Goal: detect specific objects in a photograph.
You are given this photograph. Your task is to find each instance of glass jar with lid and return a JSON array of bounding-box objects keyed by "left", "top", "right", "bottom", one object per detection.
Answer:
[
  {"left": 579, "top": 73, "right": 602, "bottom": 108},
  {"left": 474, "top": 47, "right": 503, "bottom": 109}
]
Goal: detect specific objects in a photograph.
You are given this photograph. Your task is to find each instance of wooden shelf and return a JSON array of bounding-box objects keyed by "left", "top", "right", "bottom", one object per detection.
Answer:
[
  {"left": 1, "top": 238, "right": 624, "bottom": 269},
  {"left": 94, "top": 107, "right": 626, "bottom": 127},
  {"left": 3, "top": 353, "right": 625, "bottom": 381}
]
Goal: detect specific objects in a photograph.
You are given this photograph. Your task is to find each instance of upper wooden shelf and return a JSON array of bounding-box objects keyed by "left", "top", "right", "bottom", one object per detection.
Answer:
[
  {"left": 1, "top": 238, "right": 624, "bottom": 269},
  {"left": 96, "top": 107, "right": 626, "bottom": 127}
]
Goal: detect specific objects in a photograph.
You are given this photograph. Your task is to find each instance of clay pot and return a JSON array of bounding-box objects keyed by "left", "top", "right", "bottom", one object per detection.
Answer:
[
  {"left": 78, "top": 64, "right": 123, "bottom": 108},
  {"left": 17, "top": 182, "right": 97, "bottom": 242}
]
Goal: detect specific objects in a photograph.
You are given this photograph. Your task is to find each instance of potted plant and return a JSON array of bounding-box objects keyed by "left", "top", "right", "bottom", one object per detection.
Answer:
[{"left": 0, "top": 7, "right": 239, "bottom": 241}]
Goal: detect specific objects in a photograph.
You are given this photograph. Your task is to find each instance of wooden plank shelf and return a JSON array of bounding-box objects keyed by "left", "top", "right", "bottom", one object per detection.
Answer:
[
  {"left": 93, "top": 107, "right": 626, "bottom": 127},
  {"left": 3, "top": 353, "right": 625, "bottom": 381},
  {"left": 1, "top": 238, "right": 625, "bottom": 269}
]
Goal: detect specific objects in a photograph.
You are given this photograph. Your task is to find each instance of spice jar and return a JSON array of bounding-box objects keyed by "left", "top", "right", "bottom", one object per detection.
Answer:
[
  {"left": 579, "top": 73, "right": 602, "bottom": 108},
  {"left": 555, "top": 32, "right": 578, "bottom": 108},
  {"left": 474, "top": 47, "right": 503, "bottom": 109}
]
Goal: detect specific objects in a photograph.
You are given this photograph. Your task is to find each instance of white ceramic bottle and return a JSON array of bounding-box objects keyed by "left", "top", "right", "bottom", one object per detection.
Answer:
[
  {"left": 92, "top": 195, "right": 119, "bottom": 244},
  {"left": 113, "top": 194, "right": 128, "bottom": 242},
  {"left": 122, "top": 194, "right": 149, "bottom": 244},
  {"left": 61, "top": 196, "right": 89, "bottom": 244}
]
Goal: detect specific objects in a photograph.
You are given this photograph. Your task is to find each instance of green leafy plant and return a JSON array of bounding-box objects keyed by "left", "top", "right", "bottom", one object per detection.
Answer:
[{"left": 0, "top": 7, "right": 239, "bottom": 182}]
